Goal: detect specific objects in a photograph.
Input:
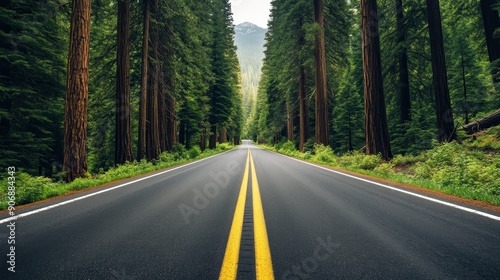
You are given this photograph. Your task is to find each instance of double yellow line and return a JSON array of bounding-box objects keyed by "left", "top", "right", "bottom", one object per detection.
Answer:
[{"left": 219, "top": 149, "right": 274, "bottom": 280}]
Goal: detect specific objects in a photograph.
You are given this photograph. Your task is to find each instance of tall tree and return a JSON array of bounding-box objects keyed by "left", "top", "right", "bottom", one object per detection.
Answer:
[
  {"left": 314, "top": 0, "right": 330, "bottom": 145},
  {"left": 208, "top": 0, "right": 239, "bottom": 149},
  {"left": 63, "top": 0, "right": 92, "bottom": 181},
  {"left": 286, "top": 99, "right": 294, "bottom": 141},
  {"left": 115, "top": 0, "right": 133, "bottom": 165},
  {"left": 298, "top": 65, "right": 311, "bottom": 151},
  {"left": 361, "top": 0, "right": 392, "bottom": 160},
  {"left": 0, "top": 0, "right": 66, "bottom": 176},
  {"left": 146, "top": 0, "right": 161, "bottom": 160},
  {"left": 426, "top": 0, "right": 456, "bottom": 142},
  {"left": 137, "top": 0, "right": 150, "bottom": 161},
  {"left": 396, "top": 0, "right": 411, "bottom": 123},
  {"left": 480, "top": 0, "right": 500, "bottom": 87}
]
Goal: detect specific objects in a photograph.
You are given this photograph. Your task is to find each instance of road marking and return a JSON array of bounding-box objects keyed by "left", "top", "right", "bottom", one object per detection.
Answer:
[
  {"left": 0, "top": 148, "right": 238, "bottom": 225},
  {"left": 250, "top": 151, "right": 275, "bottom": 280},
  {"left": 262, "top": 148, "right": 500, "bottom": 222},
  {"left": 219, "top": 150, "right": 250, "bottom": 280}
]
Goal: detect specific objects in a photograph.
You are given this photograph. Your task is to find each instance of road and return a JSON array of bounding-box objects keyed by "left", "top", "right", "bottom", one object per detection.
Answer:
[{"left": 1, "top": 141, "right": 499, "bottom": 279}]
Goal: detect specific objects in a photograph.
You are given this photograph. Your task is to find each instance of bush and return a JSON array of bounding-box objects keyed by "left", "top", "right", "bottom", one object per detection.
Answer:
[
  {"left": 303, "top": 138, "right": 316, "bottom": 153},
  {"left": 0, "top": 172, "right": 51, "bottom": 206},
  {"left": 413, "top": 142, "right": 500, "bottom": 197},
  {"left": 374, "top": 163, "right": 395, "bottom": 177},
  {"left": 359, "top": 155, "right": 382, "bottom": 170},
  {"left": 171, "top": 143, "right": 188, "bottom": 160},
  {"left": 279, "top": 141, "right": 297, "bottom": 154},
  {"left": 188, "top": 146, "right": 202, "bottom": 159},
  {"left": 313, "top": 144, "right": 336, "bottom": 163}
]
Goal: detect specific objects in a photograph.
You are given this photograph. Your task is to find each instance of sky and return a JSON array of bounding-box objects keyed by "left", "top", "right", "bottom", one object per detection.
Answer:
[{"left": 229, "top": 0, "right": 271, "bottom": 28}]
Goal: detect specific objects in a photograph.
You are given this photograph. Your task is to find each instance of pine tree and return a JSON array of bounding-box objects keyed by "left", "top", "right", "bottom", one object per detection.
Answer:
[
  {"left": 0, "top": 0, "right": 66, "bottom": 176},
  {"left": 208, "top": 0, "right": 239, "bottom": 149}
]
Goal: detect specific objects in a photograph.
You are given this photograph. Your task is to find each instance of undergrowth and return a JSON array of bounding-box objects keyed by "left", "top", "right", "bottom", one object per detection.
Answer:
[
  {"left": 261, "top": 128, "right": 500, "bottom": 206},
  {"left": 0, "top": 143, "right": 234, "bottom": 210}
]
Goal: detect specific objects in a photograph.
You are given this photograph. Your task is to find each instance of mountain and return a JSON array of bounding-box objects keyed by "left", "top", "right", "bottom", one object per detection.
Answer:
[{"left": 234, "top": 22, "right": 267, "bottom": 122}]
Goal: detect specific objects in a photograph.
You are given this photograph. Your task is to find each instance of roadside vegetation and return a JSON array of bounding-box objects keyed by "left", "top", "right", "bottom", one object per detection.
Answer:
[
  {"left": 260, "top": 128, "right": 500, "bottom": 206},
  {"left": 0, "top": 144, "right": 234, "bottom": 210}
]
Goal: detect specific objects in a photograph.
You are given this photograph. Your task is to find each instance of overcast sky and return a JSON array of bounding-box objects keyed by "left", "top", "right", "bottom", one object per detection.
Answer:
[{"left": 229, "top": 0, "right": 271, "bottom": 28}]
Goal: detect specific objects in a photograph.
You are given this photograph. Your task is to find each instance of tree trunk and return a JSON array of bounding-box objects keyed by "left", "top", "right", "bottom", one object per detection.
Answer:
[
  {"left": 234, "top": 136, "right": 240, "bottom": 145},
  {"left": 396, "top": 0, "right": 411, "bottom": 123},
  {"left": 167, "top": 95, "right": 176, "bottom": 150},
  {"left": 480, "top": 0, "right": 500, "bottom": 87},
  {"left": 298, "top": 66, "right": 311, "bottom": 152},
  {"left": 426, "top": 0, "right": 456, "bottom": 142},
  {"left": 179, "top": 120, "right": 186, "bottom": 145},
  {"left": 137, "top": 0, "right": 150, "bottom": 161},
  {"left": 481, "top": 0, "right": 500, "bottom": 63},
  {"left": 461, "top": 50, "right": 469, "bottom": 124},
  {"left": 165, "top": 18, "right": 176, "bottom": 151},
  {"left": 219, "top": 127, "right": 227, "bottom": 143},
  {"left": 146, "top": 0, "right": 161, "bottom": 160},
  {"left": 314, "top": 0, "right": 329, "bottom": 146},
  {"left": 286, "top": 99, "right": 294, "bottom": 142},
  {"left": 209, "top": 125, "right": 217, "bottom": 149},
  {"left": 115, "top": 0, "right": 133, "bottom": 165},
  {"left": 158, "top": 76, "right": 167, "bottom": 152},
  {"left": 200, "top": 127, "right": 207, "bottom": 151},
  {"left": 361, "top": 0, "right": 392, "bottom": 160},
  {"left": 461, "top": 109, "right": 500, "bottom": 134},
  {"left": 63, "top": 0, "right": 91, "bottom": 182}
]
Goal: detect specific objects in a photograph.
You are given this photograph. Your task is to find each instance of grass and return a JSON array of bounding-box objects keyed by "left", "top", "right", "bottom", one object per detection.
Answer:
[
  {"left": 0, "top": 143, "right": 234, "bottom": 210},
  {"left": 260, "top": 128, "right": 500, "bottom": 206}
]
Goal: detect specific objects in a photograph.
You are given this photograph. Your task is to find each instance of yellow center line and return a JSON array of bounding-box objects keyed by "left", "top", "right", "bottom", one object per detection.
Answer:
[
  {"left": 250, "top": 151, "right": 275, "bottom": 280},
  {"left": 219, "top": 149, "right": 250, "bottom": 280},
  {"left": 219, "top": 149, "right": 275, "bottom": 280}
]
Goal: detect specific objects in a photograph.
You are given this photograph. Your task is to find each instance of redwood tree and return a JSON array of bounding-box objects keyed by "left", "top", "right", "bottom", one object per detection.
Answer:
[
  {"left": 63, "top": 0, "right": 91, "bottom": 182},
  {"left": 299, "top": 66, "right": 310, "bottom": 151},
  {"left": 146, "top": 0, "right": 161, "bottom": 160},
  {"left": 480, "top": 0, "right": 500, "bottom": 86},
  {"left": 396, "top": 0, "right": 411, "bottom": 123},
  {"left": 115, "top": 0, "right": 133, "bottom": 165},
  {"left": 426, "top": 0, "right": 456, "bottom": 142},
  {"left": 314, "top": 0, "right": 329, "bottom": 146},
  {"left": 137, "top": 0, "right": 150, "bottom": 161},
  {"left": 361, "top": 0, "right": 392, "bottom": 160}
]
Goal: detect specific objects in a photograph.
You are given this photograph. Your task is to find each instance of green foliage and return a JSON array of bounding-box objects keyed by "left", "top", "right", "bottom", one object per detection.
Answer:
[
  {"left": 278, "top": 141, "right": 297, "bottom": 153},
  {"left": 313, "top": 144, "right": 336, "bottom": 164},
  {"left": 413, "top": 142, "right": 500, "bottom": 197},
  {"left": 0, "top": 172, "right": 50, "bottom": 208},
  {"left": 262, "top": 128, "right": 500, "bottom": 205},
  {"left": 188, "top": 146, "right": 202, "bottom": 159},
  {"left": 0, "top": 143, "right": 234, "bottom": 209},
  {"left": 0, "top": 0, "right": 66, "bottom": 176}
]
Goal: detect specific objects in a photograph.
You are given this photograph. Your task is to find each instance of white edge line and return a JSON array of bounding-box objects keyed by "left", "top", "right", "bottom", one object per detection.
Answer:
[
  {"left": 0, "top": 148, "right": 238, "bottom": 225},
  {"left": 260, "top": 147, "right": 500, "bottom": 222}
]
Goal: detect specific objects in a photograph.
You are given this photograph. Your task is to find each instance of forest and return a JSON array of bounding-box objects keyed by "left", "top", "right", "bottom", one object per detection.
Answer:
[
  {"left": 248, "top": 0, "right": 499, "bottom": 154},
  {"left": 1, "top": 0, "right": 500, "bottom": 207},
  {"left": 247, "top": 0, "right": 500, "bottom": 204},
  {"left": 1, "top": 0, "right": 242, "bottom": 183}
]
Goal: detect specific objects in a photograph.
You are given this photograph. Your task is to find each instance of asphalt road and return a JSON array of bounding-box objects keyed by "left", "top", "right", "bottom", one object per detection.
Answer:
[{"left": 1, "top": 142, "right": 499, "bottom": 279}]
